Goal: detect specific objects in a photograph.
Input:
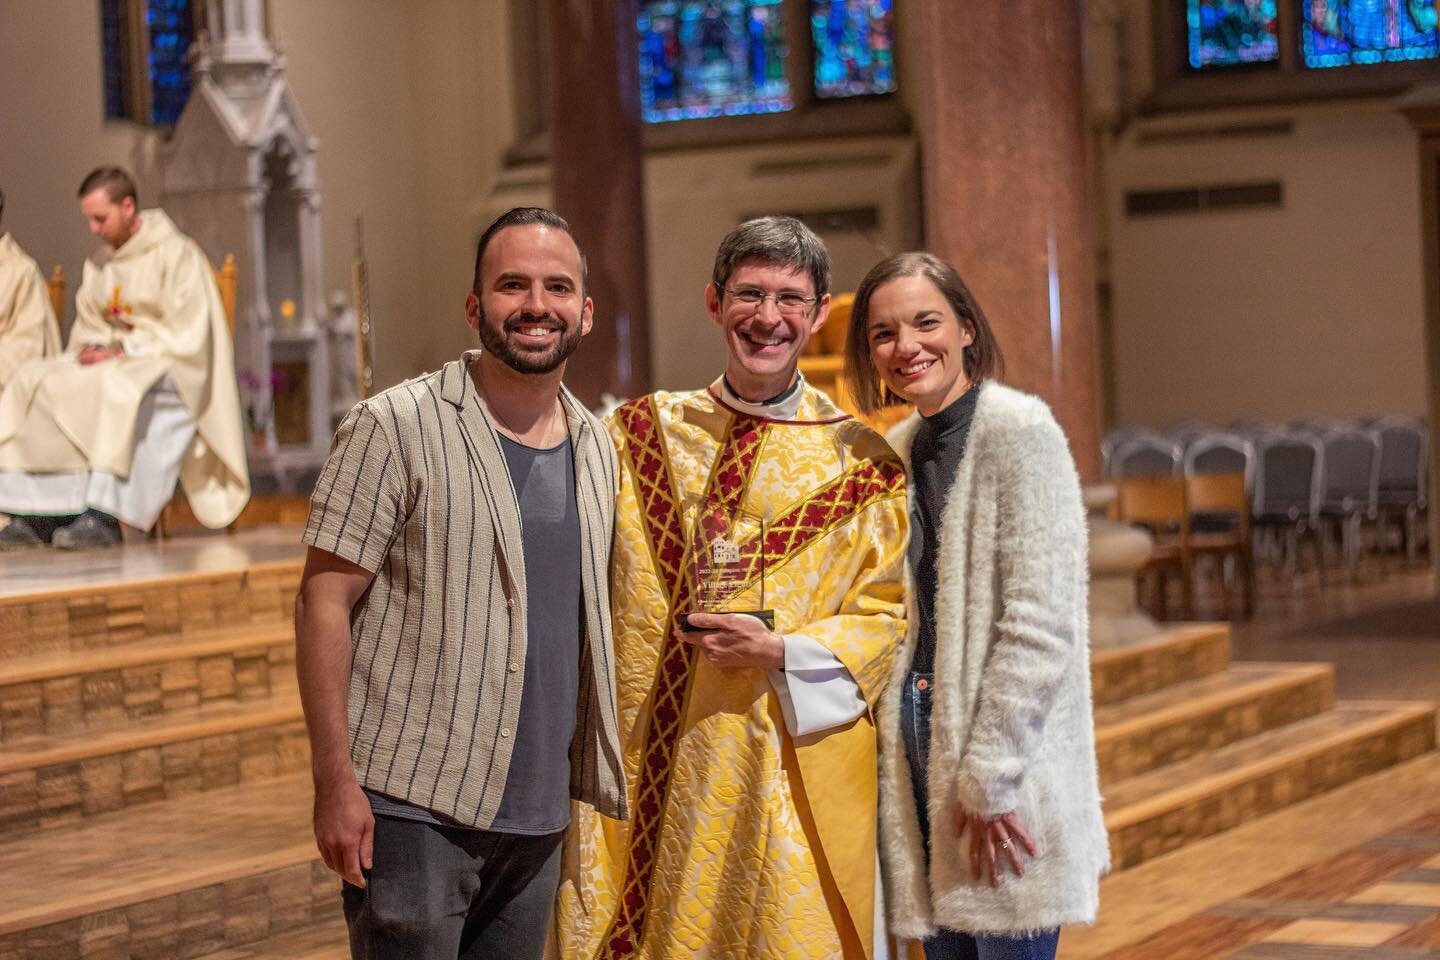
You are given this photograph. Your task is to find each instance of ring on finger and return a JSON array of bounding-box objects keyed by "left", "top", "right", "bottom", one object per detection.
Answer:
[{"left": 998, "top": 837, "right": 1012, "bottom": 851}]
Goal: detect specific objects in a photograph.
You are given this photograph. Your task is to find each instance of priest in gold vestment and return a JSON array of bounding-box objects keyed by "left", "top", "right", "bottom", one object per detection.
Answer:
[
  {"left": 0, "top": 190, "right": 61, "bottom": 393},
  {"left": 0, "top": 168, "right": 248, "bottom": 549},
  {"left": 557, "top": 217, "right": 908, "bottom": 960}
]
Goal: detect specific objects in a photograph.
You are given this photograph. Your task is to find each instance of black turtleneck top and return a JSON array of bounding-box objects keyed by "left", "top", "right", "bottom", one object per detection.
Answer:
[{"left": 907, "top": 384, "right": 979, "bottom": 673}]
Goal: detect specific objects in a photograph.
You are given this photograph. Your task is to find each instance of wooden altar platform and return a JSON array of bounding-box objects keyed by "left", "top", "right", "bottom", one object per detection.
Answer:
[{"left": 0, "top": 531, "right": 1433, "bottom": 958}]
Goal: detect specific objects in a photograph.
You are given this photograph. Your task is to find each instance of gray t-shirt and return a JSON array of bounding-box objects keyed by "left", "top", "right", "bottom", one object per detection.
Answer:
[{"left": 366, "top": 433, "right": 582, "bottom": 835}]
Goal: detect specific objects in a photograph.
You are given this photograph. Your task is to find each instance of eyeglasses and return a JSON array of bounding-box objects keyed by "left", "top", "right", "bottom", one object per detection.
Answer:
[{"left": 724, "top": 286, "right": 819, "bottom": 317}]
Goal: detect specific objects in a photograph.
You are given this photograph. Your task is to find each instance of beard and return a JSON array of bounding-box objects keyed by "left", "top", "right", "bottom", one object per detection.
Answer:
[{"left": 475, "top": 305, "right": 584, "bottom": 375}]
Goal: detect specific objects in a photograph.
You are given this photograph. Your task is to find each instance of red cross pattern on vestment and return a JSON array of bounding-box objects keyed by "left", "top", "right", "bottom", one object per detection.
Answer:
[{"left": 106, "top": 285, "right": 135, "bottom": 331}]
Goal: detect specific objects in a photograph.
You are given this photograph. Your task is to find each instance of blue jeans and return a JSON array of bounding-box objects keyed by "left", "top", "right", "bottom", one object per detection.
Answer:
[{"left": 899, "top": 672, "right": 1060, "bottom": 960}]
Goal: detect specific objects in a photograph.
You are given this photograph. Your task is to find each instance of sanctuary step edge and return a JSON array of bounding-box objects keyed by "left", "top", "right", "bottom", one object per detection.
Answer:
[{"left": 1094, "top": 625, "right": 1438, "bottom": 871}]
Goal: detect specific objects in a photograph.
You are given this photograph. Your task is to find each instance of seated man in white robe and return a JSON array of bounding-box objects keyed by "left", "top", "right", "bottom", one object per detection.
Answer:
[
  {"left": 0, "top": 186, "right": 62, "bottom": 393},
  {"left": 0, "top": 167, "right": 249, "bottom": 550}
]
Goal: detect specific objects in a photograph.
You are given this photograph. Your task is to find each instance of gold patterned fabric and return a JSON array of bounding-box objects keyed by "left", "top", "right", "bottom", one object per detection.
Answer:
[{"left": 556, "top": 384, "right": 908, "bottom": 960}]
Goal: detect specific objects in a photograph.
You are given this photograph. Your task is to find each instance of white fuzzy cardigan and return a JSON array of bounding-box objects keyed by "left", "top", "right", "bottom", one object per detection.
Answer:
[{"left": 878, "top": 381, "right": 1109, "bottom": 938}]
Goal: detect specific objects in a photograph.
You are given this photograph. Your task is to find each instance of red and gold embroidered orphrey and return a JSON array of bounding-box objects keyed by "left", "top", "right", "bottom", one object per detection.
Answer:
[{"left": 602, "top": 397, "right": 769, "bottom": 958}]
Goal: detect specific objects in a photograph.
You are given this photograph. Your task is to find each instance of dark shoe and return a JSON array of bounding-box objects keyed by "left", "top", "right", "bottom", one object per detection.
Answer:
[
  {"left": 52, "top": 510, "right": 123, "bottom": 550},
  {"left": 0, "top": 515, "right": 46, "bottom": 551}
]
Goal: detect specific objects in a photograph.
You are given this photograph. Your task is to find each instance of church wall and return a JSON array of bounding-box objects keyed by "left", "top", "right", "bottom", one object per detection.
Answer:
[
  {"left": 1088, "top": 0, "right": 1429, "bottom": 429},
  {"left": 269, "top": 0, "right": 515, "bottom": 390},
  {"left": 1102, "top": 102, "right": 1427, "bottom": 429}
]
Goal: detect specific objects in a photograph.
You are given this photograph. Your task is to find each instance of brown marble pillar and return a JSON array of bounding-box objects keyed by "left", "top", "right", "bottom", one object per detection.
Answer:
[
  {"left": 911, "top": 0, "right": 1103, "bottom": 480},
  {"left": 548, "top": 0, "right": 651, "bottom": 406},
  {"left": 1397, "top": 87, "right": 1440, "bottom": 579}
]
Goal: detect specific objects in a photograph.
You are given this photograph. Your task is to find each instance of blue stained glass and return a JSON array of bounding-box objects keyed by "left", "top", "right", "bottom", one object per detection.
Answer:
[
  {"left": 811, "top": 0, "right": 897, "bottom": 99},
  {"left": 1302, "top": 0, "right": 1439, "bottom": 68},
  {"left": 637, "top": 0, "right": 792, "bottom": 124},
  {"left": 147, "top": 0, "right": 194, "bottom": 126},
  {"left": 1187, "top": 0, "right": 1281, "bottom": 68}
]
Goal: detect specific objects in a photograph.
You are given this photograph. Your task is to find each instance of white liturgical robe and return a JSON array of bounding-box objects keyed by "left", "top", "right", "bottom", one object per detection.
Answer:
[
  {"left": 0, "top": 210, "right": 248, "bottom": 529},
  {"left": 0, "top": 232, "right": 61, "bottom": 393}
]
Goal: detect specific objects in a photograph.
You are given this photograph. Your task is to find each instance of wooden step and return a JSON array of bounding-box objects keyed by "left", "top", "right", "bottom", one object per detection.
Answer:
[
  {"left": 1104, "top": 701, "right": 1438, "bottom": 870},
  {"left": 1091, "top": 624, "right": 1232, "bottom": 706},
  {"left": 0, "top": 772, "right": 334, "bottom": 958},
  {"left": 1095, "top": 662, "right": 1335, "bottom": 785},
  {"left": 0, "top": 557, "right": 301, "bottom": 661},
  {"left": 0, "top": 691, "right": 306, "bottom": 837},
  {"left": 0, "top": 624, "right": 295, "bottom": 745},
  {"left": 195, "top": 916, "right": 348, "bottom": 960}
]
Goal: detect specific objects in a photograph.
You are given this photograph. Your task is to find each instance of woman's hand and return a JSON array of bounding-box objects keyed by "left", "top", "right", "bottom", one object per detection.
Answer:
[{"left": 959, "top": 808, "right": 1037, "bottom": 886}]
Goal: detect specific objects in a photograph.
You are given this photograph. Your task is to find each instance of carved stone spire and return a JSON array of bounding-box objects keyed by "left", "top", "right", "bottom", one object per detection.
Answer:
[{"left": 206, "top": 0, "right": 272, "bottom": 65}]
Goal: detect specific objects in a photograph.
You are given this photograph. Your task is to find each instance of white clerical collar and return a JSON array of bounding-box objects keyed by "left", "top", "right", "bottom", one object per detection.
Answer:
[{"left": 714, "top": 372, "right": 806, "bottom": 421}]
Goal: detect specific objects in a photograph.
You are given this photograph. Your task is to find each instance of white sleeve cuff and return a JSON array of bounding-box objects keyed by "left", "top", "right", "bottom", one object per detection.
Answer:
[{"left": 767, "top": 633, "right": 867, "bottom": 738}]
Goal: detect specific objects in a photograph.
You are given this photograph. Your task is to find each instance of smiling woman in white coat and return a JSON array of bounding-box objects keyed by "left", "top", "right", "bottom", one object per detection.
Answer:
[{"left": 843, "top": 252, "right": 1108, "bottom": 960}]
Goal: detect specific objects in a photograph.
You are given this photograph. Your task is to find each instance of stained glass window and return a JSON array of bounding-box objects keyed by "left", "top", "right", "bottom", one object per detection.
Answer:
[
  {"left": 811, "top": 0, "right": 897, "bottom": 99},
  {"left": 1302, "top": 0, "right": 1439, "bottom": 67},
  {"left": 101, "top": 0, "right": 132, "bottom": 120},
  {"left": 99, "top": 0, "right": 195, "bottom": 126},
  {"left": 147, "top": 0, "right": 195, "bottom": 126},
  {"left": 1187, "top": 0, "right": 1281, "bottom": 68},
  {"left": 637, "top": 0, "right": 792, "bottom": 124}
]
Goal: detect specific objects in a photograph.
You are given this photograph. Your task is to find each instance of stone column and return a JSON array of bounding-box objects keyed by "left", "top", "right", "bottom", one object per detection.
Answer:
[
  {"left": 911, "top": 0, "right": 1103, "bottom": 480},
  {"left": 1397, "top": 86, "right": 1440, "bottom": 578},
  {"left": 547, "top": 0, "right": 651, "bottom": 406}
]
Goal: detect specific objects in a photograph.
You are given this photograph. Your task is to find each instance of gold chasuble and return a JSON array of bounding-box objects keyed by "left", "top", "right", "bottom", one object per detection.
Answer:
[
  {"left": 556, "top": 383, "right": 908, "bottom": 960},
  {"left": 0, "top": 210, "right": 248, "bottom": 528}
]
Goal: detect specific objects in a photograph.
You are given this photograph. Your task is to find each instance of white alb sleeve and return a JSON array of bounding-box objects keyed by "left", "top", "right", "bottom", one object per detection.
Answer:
[{"left": 767, "top": 633, "right": 867, "bottom": 737}]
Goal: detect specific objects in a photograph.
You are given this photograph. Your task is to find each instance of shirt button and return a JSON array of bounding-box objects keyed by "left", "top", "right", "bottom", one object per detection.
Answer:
[
  {"left": 916, "top": 678, "right": 930, "bottom": 691},
  {"left": 506, "top": 598, "right": 515, "bottom": 610},
  {"left": 500, "top": 728, "right": 511, "bottom": 738},
  {"left": 509, "top": 663, "right": 519, "bottom": 673}
]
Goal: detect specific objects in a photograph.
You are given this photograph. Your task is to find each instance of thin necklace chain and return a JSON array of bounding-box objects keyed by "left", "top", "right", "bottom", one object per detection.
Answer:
[{"left": 471, "top": 357, "right": 564, "bottom": 445}]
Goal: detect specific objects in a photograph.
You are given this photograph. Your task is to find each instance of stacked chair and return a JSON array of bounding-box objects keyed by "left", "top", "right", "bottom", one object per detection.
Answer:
[
  {"left": 1374, "top": 419, "right": 1430, "bottom": 561},
  {"left": 1102, "top": 415, "right": 1430, "bottom": 619}
]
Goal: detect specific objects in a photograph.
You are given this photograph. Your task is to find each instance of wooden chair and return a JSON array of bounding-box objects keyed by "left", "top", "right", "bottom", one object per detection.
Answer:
[
  {"left": 213, "top": 254, "right": 237, "bottom": 335},
  {"left": 1113, "top": 475, "right": 1193, "bottom": 621},
  {"left": 46, "top": 264, "right": 65, "bottom": 325},
  {"left": 1185, "top": 472, "right": 1255, "bottom": 619}
]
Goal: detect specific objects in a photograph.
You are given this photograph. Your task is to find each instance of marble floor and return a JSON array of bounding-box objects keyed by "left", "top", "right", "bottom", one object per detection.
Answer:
[{"left": 1068, "top": 560, "right": 1440, "bottom": 959}]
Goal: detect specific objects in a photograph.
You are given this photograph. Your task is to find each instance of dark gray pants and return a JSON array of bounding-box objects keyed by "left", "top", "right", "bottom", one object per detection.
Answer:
[{"left": 342, "top": 815, "right": 563, "bottom": 960}]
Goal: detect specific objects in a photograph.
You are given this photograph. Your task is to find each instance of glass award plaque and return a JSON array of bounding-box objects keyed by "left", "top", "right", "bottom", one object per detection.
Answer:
[{"left": 678, "top": 500, "right": 775, "bottom": 631}]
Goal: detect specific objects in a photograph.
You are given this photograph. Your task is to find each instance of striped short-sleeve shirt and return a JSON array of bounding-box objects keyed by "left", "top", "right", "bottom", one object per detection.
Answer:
[{"left": 303, "top": 353, "right": 626, "bottom": 827}]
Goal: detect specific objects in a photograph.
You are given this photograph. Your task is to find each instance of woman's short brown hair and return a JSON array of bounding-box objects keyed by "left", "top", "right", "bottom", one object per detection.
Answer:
[{"left": 842, "top": 251, "right": 1004, "bottom": 415}]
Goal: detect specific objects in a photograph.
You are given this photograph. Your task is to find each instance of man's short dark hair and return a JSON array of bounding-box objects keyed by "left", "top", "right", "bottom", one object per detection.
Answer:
[
  {"left": 711, "top": 216, "right": 831, "bottom": 298},
  {"left": 472, "top": 207, "right": 588, "bottom": 294},
  {"left": 77, "top": 166, "right": 139, "bottom": 205}
]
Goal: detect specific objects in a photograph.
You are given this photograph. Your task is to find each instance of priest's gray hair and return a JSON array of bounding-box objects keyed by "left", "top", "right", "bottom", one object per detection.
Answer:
[{"left": 711, "top": 215, "right": 831, "bottom": 298}]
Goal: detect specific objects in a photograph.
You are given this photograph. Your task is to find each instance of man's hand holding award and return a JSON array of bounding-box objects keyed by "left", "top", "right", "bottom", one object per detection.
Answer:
[{"left": 676, "top": 499, "right": 783, "bottom": 670}]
